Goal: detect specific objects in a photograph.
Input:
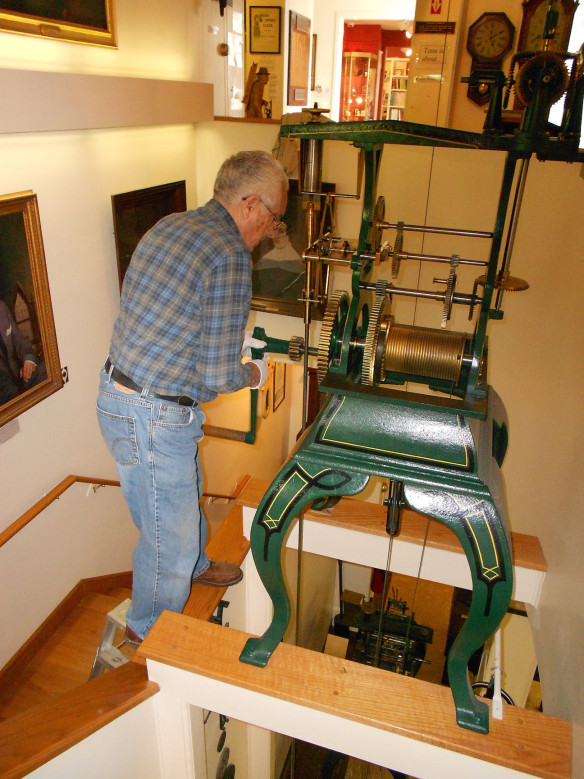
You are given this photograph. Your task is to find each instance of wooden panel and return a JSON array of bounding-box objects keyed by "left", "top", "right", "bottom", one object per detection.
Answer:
[
  {"left": 0, "top": 69, "right": 214, "bottom": 134},
  {"left": 140, "top": 613, "right": 571, "bottom": 779}
]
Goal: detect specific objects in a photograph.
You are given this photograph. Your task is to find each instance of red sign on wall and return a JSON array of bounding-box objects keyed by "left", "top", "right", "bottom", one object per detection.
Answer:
[{"left": 431, "top": 0, "right": 442, "bottom": 13}]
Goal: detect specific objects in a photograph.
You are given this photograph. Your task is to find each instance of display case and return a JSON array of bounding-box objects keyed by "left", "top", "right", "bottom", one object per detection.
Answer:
[{"left": 340, "top": 51, "right": 378, "bottom": 121}]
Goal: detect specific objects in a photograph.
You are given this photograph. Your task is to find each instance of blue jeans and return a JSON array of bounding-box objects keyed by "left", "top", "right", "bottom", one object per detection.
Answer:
[{"left": 96, "top": 366, "right": 209, "bottom": 639}]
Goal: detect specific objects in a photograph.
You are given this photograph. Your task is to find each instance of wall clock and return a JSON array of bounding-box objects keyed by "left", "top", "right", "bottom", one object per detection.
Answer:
[
  {"left": 466, "top": 12, "right": 515, "bottom": 105},
  {"left": 517, "top": 0, "right": 578, "bottom": 53}
]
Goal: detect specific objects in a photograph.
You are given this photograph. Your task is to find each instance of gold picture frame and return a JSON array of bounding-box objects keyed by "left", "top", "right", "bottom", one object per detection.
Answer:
[
  {"left": 249, "top": 6, "right": 281, "bottom": 54},
  {"left": 0, "top": 191, "right": 62, "bottom": 427},
  {"left": 0, "top": 1, "right": 116, "bottom": 48}
]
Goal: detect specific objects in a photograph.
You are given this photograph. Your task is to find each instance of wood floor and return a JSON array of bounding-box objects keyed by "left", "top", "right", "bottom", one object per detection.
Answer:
[{"left": 0, "top": 586, "right": 135, "bottom": 721}]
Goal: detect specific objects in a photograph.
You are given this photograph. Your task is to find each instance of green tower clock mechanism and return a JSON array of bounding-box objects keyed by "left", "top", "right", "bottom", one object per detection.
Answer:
[{"left": 239, "top": 25, "right": 584, "bottom": 735}]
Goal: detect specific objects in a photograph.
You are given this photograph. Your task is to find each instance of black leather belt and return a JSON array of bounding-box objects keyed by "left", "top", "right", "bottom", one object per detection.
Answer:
[{"left": 104, "top": 358, "right": 197, "bottom": 406}]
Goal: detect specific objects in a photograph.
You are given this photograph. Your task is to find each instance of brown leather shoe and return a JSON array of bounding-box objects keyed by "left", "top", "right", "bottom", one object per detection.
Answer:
[
  {"left": 125, "top": 625, "right": 143, "bottom": 648},
  {"left": 192, "top": 561, "right": 243, "bottom": 587}
]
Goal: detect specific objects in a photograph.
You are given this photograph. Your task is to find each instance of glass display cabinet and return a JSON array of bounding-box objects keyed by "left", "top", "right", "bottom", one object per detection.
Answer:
[{"left": 340, "top": 51, "right": 378, "bottom": 121}]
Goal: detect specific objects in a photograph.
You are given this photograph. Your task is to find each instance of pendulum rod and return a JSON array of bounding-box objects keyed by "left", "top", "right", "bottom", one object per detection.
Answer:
[
  {"left": 373, "top": 481, "right": 404, "bottom": 669},
  {"left": 495, "top": 157, "right": 531, "bottom": 311}
]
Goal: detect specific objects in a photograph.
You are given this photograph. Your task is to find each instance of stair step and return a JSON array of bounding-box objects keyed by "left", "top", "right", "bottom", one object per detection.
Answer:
[{"left": 0, "top": 587, "right": 132, "bottom": 720}]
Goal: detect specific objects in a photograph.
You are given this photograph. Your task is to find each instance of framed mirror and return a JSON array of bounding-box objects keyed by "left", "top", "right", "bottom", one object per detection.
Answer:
[{"left": 0, "top": 191, "right": 62, "bottom": 427}]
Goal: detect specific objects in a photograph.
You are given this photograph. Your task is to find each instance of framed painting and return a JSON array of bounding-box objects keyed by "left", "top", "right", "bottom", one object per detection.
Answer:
[
  {"left": 111, "top": 180, "right": 187, "bottom": 291},
  {"left": 0, "top": 1, "right": 116, "bottom": 47},
  {"left": 0, "top": 191, "right": 62, "bottom": 427},
  {"left": 273, "top": 361, "right": 286, "bottom": 412},
  {"left": 249, "top": 6, "right": 281, "bottom": 54},
  {"left": 251, "top": 179, "right": 335, "bottom": 318}
]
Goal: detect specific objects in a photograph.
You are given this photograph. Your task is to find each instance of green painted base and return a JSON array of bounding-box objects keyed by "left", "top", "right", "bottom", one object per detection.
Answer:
[{"left": 239, "top": 387, "right": 513, "bottom": 735}]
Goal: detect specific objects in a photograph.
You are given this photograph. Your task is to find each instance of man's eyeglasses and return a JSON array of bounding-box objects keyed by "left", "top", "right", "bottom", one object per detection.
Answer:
[{"left": 242, "top": 195, "right": 286, "bottom": 233}]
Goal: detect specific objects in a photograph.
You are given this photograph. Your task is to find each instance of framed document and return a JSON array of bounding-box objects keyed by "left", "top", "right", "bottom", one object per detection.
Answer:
[{"left": 249, "top": 6, "right": 281, "bottom": 54}]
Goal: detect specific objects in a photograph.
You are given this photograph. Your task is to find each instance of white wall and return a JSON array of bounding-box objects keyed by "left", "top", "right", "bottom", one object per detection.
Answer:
[{"left": 26, "top": 698, "right": 161, "bottom": 779}]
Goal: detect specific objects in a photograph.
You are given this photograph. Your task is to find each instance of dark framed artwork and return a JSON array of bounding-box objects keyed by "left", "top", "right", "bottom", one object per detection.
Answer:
[
  {"left": 249, "top": 6, "right": 281, "bottom": 54},
  {"left": 111, "top": 180, "right": 187, "bottom": 291},
  {"left": 273, "top": 361, "right": 286, "bottom": 412},
  {"left": 0, "top": 1, "right": 116, "bottom": 47},
  {"left": 251, "top": 179, "right": 335, "bottom": 318},
  {"left": 0, "top": 191, "right": 62, "bottom": 427}
]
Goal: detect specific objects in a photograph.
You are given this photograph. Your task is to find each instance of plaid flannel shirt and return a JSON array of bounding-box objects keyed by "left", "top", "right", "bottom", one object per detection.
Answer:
[{"left": 109, "top": 199, "right": 252, "bottom": 402}]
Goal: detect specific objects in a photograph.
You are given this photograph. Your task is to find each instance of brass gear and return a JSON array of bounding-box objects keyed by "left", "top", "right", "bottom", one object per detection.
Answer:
[
  {"left": 515, "top": 52, "right": 569, "bottom": 107},
  {"left": 367, "top": 195, "right": 386, "bottom": 252},
  {"left": 362, "top": 294, "right": 391, "bottom": 386},
  {"left": 391, "top": 222, "right": 404, "bottom": 278},
  {"left": 288, "top": 335, "right": 305, "bottom": 362},
  {"left": 441, "top": 258, "right": 459, "bottom": 328},
  {"left": 317, "top": 290, "right": 349, "bottom": 384}
]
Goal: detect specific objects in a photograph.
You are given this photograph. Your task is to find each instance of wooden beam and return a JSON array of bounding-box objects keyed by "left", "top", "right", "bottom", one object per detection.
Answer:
[
  {"left": 238, "top": 478, "right": 546, "bottom": 605},
  {"left": 140, "top": 613, "right": 570, "bottom": 779}
]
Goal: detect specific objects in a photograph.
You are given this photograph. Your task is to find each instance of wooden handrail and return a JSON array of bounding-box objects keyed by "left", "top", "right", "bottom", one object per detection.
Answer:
[
  {"left": 0, "top": 475, "right": 120, "bottom": 550},
  {"left": 0, "top": 473, "right": 251, "bottom": 550},
  {"left": 202, "top": 474, "right": 251, "bottom": 501}
]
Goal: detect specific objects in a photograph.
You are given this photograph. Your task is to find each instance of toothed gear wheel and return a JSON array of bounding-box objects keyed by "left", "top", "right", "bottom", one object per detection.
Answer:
[
  {"left": 367, "top": 196, "right": 386, "bottom": 252},
  {"left": 362, "top": 295, "right": 390, "bottom": 386},
  {"left": 288, "top": 336, "right": 304, "bottom": 362},
  {"left": 392, "top": 222, "right": 404, "bottom": 278},
  {"left": 317, "top": 290, "right": 349, "bottom": 384},
  {"left": 441, "top": 267, "right": 457, "bottom": 328},
  {"left": 375, "top": 279, "right": 388, "bottom": 298},
  {"left": 516, "top": 52, "right": 569, "bottom": 107}
]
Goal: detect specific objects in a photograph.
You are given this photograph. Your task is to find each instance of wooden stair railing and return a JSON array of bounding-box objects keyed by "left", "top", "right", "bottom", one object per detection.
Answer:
[
  {"left": 0, "top": 473, "right": 251, "bottom": 550},
  {"left": 0, "top": 475, "right": 120, "bottom": 550},
  {"left": 0, "top": 474, "right": 251, "bottom": 779}
]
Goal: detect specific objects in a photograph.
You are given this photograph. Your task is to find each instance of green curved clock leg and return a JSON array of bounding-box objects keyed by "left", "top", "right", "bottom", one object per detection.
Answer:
[
  {"left": 239, "top": 461, "right": 369, "bottom": 667},
  {"left": 403, "top": 484, "right": 513, "bottom": 734}
]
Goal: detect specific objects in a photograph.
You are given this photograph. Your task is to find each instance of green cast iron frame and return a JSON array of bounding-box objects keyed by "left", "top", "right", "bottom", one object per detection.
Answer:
[{"left": 239, "top": 52, "right": 584, "bottom": 734}]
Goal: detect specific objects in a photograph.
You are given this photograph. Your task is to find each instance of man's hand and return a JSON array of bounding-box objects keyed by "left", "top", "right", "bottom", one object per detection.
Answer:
[
  {"left": 20, "top": 360, "right": 37, "bottom": 382},
  {"left": 248, "top": 359, "right": 269, "bottom": 389},
  {"left": 241, "top": 330, "right": 267, "bottom": 357}
]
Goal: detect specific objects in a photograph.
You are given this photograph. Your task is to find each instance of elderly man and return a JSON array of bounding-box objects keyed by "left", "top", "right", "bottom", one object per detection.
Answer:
[{"left": 97, "top": 150, "right": 288, "bottom": 644}]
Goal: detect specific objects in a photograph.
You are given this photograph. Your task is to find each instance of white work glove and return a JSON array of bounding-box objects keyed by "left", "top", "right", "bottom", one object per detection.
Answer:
[
  {"left": 248, "top": 358, "right": 269, "bottom": 389},
  {"left": 241, "top": 330, "right": 267, "bottom": 357}
]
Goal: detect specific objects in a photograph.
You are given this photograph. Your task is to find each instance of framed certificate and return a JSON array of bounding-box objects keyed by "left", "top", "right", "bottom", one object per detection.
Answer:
[{"left": 249, "top": 6, "right": 281, "bottom": 54}]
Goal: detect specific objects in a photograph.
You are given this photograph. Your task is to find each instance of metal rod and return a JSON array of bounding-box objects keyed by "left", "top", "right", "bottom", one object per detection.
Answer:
[
  {"left": 495, "top": 157, "right": 530, "bottom": 310},
  {"left": 378, "top": 221, "right": 493, "bottom": 239},
  {"left": 389, "top": 251, "right": 488, "bottom": 268},
  {"left": 360, "top": 281, "right": 479, "bottom": 307}
]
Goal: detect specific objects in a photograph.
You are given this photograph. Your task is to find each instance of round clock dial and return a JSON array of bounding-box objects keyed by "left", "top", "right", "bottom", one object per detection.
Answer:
[
  {"left": 468, "top": 13, "right": 515, "bottom": 62},
  {"left": 525, "top": 2, "right": 569, "bottom": 50}
]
